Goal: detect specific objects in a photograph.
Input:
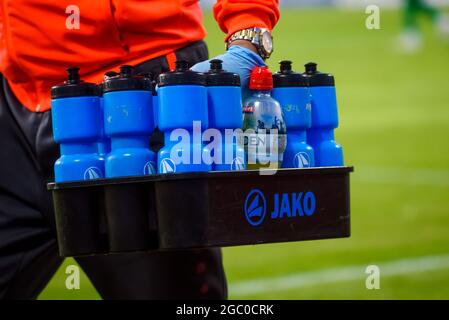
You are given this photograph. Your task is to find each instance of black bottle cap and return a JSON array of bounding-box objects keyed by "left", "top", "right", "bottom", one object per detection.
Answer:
[
  {"left": 102, "top": 65, "right": 152, "bottom": 93},
  {"left": 51, "top": 67, "right": 99, "bottom": 99},
  {"left": 273, "top": 60, "right": 309, "bottom": 87},
  {"left": 304, "top": 62, "right": 335, "bottom": 87},
  {"left": 205, "top": 59, "right": 240, "bottom": 86},
  {"left": 157, "top": 60, "right": 206, "bottom": 87},
  {"left": 98, "top": 71, "right": 119, "bottom": 97}
]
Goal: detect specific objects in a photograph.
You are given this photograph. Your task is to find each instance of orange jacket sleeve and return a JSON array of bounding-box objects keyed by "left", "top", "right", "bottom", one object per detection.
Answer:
[{"left": 213, "top": 0, "right": 280, "bottom": 41}]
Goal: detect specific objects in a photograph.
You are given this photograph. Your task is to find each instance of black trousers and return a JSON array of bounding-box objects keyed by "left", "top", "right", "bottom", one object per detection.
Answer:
[{"left": 0, "top": 41, "right": 227, "bottom": 300}]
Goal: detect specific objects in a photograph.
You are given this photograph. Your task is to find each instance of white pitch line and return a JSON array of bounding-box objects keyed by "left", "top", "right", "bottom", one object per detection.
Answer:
[
  {"left": 229, "top": 253, "right": 449, "bottom": 297},
  {"left": 353, "top": 165, "right": 449, "bottom": 187}
]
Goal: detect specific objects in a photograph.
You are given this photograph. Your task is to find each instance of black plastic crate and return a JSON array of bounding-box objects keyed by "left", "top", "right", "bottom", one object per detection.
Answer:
[{"left": 47, "top": 166, "right": 353, "bottom": 257}]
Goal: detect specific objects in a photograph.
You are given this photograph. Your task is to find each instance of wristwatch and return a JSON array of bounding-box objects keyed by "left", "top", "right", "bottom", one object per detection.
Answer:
[{"left": 226, "top": 27, "right": 273, "bottom": 60}]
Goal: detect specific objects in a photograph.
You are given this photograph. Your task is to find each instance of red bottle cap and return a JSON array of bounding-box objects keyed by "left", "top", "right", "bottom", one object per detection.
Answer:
[{"left": 249, "top": 66, "right": 273, "bottom": 90}]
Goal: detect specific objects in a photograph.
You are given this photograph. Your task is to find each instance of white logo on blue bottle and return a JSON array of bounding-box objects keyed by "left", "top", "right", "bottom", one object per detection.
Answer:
[
  {"left": 294, "top": 152, "right": 311, "bottom": 168},
  {"left": 231, "top": 157, "right": 245, "bottom": 171},
  {"left": 83, "top": 167, "right": 102, "bottom": 180},
  {"left": 160, "top": 158, "right": 176, "bottom": 174},
  {"left": 143, "top": 161, "right": 156, "bottom": 175}
]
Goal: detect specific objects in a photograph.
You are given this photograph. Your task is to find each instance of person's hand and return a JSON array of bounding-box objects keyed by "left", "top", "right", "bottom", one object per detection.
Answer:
[{"left": 191, "top": 44, "right": 266, "bottom": 99}]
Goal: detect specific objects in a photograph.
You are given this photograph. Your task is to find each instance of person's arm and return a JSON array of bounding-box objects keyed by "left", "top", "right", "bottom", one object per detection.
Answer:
[
  {"left": 192, "top": 0, "right": 280, "bottom": 97},
  {"left": 228, "top": 40, "right": 258, "bottom": 55}
]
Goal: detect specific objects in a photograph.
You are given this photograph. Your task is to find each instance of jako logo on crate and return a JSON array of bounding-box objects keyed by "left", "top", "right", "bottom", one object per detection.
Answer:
[
  {"left": 244, "top": 188, "right": 317, "bottom": 227},
  {"left": 244, "top": 189, "right": 267, "bottom": 226}
]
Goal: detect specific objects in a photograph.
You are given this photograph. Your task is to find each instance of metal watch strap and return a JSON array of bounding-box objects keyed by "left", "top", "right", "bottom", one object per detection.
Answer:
[
  {"left": 227, "top": 28, "right": 260, "bottom": 47},
  {"left": 226, "top": 27, "right": 270, "bottom": 59}
]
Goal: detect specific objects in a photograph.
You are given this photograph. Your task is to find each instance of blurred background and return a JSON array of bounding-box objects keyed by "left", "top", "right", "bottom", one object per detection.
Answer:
[{"left": 39, "top": 0, "right": 449, "bottom": 299}]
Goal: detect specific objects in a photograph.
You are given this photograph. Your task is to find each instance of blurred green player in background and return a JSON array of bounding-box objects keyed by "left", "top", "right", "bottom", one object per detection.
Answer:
[{"left": 398, "top": 0, "right": 449, "bottom": 52}]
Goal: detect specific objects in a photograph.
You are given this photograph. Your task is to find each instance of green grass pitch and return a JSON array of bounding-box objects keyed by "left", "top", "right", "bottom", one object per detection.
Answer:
[{"left": 38, "top": 8, "right": 449, "bottom": 300}]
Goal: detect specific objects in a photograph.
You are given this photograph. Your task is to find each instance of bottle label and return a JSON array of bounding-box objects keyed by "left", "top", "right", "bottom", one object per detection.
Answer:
[
  {"left": 242, "top": 103, "right": 287, "bottom": 169},
  {"left": 243, "top": 130, "right": 287, "bottom": 169},
  {"left": 242, "top": 106, "right": 254, "bottom": 113}
]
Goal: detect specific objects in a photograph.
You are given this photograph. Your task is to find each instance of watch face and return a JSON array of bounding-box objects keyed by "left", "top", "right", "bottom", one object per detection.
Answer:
[{"left": 262, "top": 31, "right": 273, "bottom": 54}]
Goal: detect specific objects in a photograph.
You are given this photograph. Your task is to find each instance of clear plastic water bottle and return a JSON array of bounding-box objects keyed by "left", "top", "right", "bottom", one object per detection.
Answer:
[{"left": 242, "top": 67, "right": 287, "bottom": 170}]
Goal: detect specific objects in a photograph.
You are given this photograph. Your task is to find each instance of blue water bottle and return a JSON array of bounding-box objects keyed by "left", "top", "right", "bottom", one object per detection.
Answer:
[
  {"left": 103, "top": 65, "right": 156, "bottom": 177},
  {"left": 305, "top": 62, "right": 344, "bottom": 167},
  {"left": 206, "top": 59, "right": 245, "bottom": 171},
  {"left": 97, "top": 74, "right": 115, "bottom": 157},
  {"left": 51, "top": 67, "right": 104, "bottom": 182},
  {"left": 272, "top": 60, "right": 315, "bottom": 169},
  {"left": 157, "top": 60, "right": 211, "bottom": 173}
]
